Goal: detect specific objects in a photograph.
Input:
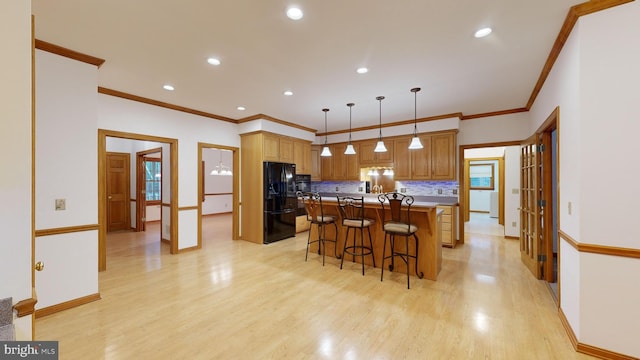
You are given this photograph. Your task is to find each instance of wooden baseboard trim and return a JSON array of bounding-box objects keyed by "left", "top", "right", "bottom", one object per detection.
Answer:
[
  {"left": 202, "top": 212, "right": 232, "bottom": 217},
  {"left": 14, "top": 297, "right": 37, "bottom": 317},
  {"left": 35, "top": 293, "right": 101, "bottom": 318},
  {"left": 161, "top": 238, "right": 170, "bottom": 244},
  {"left": 504, "top": 235, "right": 519, "bottom": 240},
  {"left": 178, "top": 245, "right": 201, "bottom": 253},
  {"left": 559, "top": 305, "right": 636, "bottom": 359}
]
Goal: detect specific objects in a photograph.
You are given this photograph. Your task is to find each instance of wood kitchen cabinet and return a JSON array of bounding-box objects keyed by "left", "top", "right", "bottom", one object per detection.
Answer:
[
  {"left": 240, "top": 131, "right": 310, "bottom": 244},
  {"left": 321, "top": 143, "right": 359, "bottom": 180},
  {"left": 437, "top": 205, "right": 457, "bottom": 247},
  {"left": 394, "top": 131, "right": 456, "bottom": 180},
  {"left": 359, "top": 139, "right": 394, "bottom": 166},
  {"left": 294, "top": 140, "right": 311, "bottom": 174},
  {"left": 310, "top": 146, "right": 321, "bottom": 180}
]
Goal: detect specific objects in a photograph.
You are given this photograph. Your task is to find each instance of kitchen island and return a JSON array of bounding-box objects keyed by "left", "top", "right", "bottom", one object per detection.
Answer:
[{"left": 308, "top": 196, "right": 442, "bottom": 281}]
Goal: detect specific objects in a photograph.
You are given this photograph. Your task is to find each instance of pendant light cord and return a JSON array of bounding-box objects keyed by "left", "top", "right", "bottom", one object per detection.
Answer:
[
  {"left": 323, "top": 108, "right": 329, "bottom": 145},
  {"left": 347, "top": 103, "right": 354, "bottom": 143},
  {"left": 411, "top": 87, "right": 421, "bottom": 136},
  {"left": 376, "top": 96, "right": 385, "bottom": 140}
]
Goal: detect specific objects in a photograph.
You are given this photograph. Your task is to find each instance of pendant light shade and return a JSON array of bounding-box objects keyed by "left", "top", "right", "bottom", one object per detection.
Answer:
[
  {"left": 408, "top": 87, "right": 424, "bottom": 150},
  {"left": 374, "top": 96, "right": 387, "bottom": 152},
  {"left": 320, "top": 108, "right": 332, "bottom": 157},
  {"left": 344, "top": 103, "right": 356, "bottom": 155}
]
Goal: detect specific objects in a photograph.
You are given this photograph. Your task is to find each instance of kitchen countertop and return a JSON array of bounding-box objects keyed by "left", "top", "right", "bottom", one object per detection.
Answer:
[{"left": 317, "top": 192, "right": 458, "bottom": 206}]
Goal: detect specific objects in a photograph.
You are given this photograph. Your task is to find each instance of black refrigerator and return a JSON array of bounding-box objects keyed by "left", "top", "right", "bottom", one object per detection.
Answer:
[{"left": 263, "top": 161, "right": 297, "bottom": 244}]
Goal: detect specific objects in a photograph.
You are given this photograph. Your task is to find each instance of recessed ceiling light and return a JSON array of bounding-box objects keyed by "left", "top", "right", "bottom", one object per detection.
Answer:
[
  {"left": 207, "top": 57, "right": 221, "bottom": 66},
  {"left": 283, "top": 90, "right": 293, "bottom": 96},
  {"left": 237, "top": 106, "right": 246, "bottom": 111},
  {"left": 474, "top": 27, "right": 492, "bottom": 38},
  {"left": 356, "top": 67, "right": 368, "bottom": 74},
  {"left": 163, "top": 84, "right": 174, "bottom": 91},
  {"left": 286, "top": 7, "right": 303, "bottom": 20}
]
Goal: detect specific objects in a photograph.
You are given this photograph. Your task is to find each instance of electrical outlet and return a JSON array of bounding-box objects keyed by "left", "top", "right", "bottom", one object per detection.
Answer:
[
  {"left": 512, "top": 221, "right": 517, "bottom": 227},
  {"left": 512, "top": 188, "right": 519, "bottom": 194},
  {"left": 358, "top": 186, "right": 363, "bottom": 192},
  {"left": 401, "top": 187, "right": 407, "bottom": 193},
  {"left": 55, "top": 199, "right": 66, "bottom": 211},
  {"left": 335, "top": 186, "right": 339, "bottom": 192},
  {"left": 452, "top": 189, "right": 458, "bottom": 195},
  {"left": 568, "top": 202, "right": 572, "bottom": 215},
  {"left": 437, "top": 189, "right": 443, "bottom": 194}
]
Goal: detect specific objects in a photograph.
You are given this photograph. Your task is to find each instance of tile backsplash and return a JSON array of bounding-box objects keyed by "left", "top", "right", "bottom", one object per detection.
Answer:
[{"left": 311, "top": 180, "right": 458, "bottom": 197}]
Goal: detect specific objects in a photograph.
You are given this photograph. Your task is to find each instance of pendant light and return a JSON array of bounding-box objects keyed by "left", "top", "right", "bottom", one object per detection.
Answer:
[
  {"left": 408, "top": 87, "right": 424, "bottom": 149},
  {"left": 374, "top": 96, "right": 387, "bottom": 152},
  {"left": 320, "top": 108, "right": 332, "bottom": 157},
  {"left": 344, "top": 103, "right": 356, "bottom": 155},
  {"left": 210, "top": 150, "right": 232, "bottom": 176}
]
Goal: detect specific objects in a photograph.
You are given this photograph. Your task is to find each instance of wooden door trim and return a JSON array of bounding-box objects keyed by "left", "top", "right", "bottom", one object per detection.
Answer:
[
  {"left": 98, "top": 129, "right": 178, "bottom": 272},
  {"left": 536, "top": 107, "right": 559, "bottom": 282},
  {"left": 198, "top": 143, "right": 240, "bottom": 250}
]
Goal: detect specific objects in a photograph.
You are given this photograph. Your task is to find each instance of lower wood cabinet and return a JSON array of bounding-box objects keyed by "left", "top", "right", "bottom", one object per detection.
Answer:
[
  {"left": 296, "top": 215, "right": 310, "bottom": 233},
  {"left": 437, "top": 205, "right": 457, "bottom": 248}
]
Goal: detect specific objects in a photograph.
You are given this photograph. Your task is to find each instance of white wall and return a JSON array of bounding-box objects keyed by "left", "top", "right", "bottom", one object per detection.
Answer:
[
  {"left": 0, "top": 0, "right": 33, "bottom": 340},
  {"left": 98, "top": 94, "right": 240, "bottom": 249},
  {"left": 468, "top": 160, "right": 499, "bottom": 212},
  {"left": 34, "top": 50, "right": 99, "bottom": 310},
  {"left": 503, "top": 146, "right": 520, "bottom": 238},
  {"left": 530, "top": 2, "right": 640, "bottom": 356},
  {"left": 459, "top": 112, "right": 530, "bottom": 145}
]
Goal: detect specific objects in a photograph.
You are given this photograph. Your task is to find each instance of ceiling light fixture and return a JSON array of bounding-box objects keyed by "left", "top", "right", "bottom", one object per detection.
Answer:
[
  {"left": 283, "top": 90, "right": 293, "bottom": 96},
  {"left": 320, "top": 108, "right": 332, "bottom": 157},
  {"left": 374, "top": 96, "right": 387, "bottom": 152},
  {"left": 236, "top": 106, "right": 246, "bottom": 111},
  {"left": 344, "top": 103, "right": 356, "bottom": 155},
  {"left": 408, "top": 87, "right": 424, "bottom": 150},
  {"left": 356, "top": 67, "right": 368, "bottom": 74},
  {"left": 207, "top": 57, "right": 221, "bottom": 66},
  {"left": 163, "top": 84, "right": 174, "bottom": 91},
  {"left": 286, "top": 7, "right": 303, "bottom": 20},
  {"left": 210, "top": 150, "right": 232, "bottom": 176},
  {"left": 474, "top": 27, "right": 492, "bottom": 38}
]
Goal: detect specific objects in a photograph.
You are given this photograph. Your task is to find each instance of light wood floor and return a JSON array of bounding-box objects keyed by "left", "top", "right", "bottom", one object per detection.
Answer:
[{"left": 36, "top": 214, "right": 590, "bottom": 359}]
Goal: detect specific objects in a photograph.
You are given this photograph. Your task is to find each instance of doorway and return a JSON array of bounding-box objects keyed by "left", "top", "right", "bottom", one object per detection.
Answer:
[
  {"left": 98, "top": 129, "right": 178, "bottom": 271},
  {"left": 197, "top": 142, "right": 240, "bottom": 248},
  {"left": 458, "top": 141, "right": 521, "bottom": 244},
  {"left": 135, "top": 148, "right": 163, "bottom": 232},
  {"left": 517, "top": 107, "right": 559, "bottom": 288}
]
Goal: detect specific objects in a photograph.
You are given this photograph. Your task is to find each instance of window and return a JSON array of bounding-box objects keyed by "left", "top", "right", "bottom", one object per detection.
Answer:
[
  {"left": 145, "top": 159, "right": 161, "bottom": 203},
  {"left": 469, "top": 164, "right": 494, "bottom": 190}
]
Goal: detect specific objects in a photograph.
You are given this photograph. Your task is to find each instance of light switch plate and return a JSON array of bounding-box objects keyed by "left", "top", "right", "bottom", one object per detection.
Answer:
[{"left": 55, "top": 199, "right": 66, "bottom": 211}]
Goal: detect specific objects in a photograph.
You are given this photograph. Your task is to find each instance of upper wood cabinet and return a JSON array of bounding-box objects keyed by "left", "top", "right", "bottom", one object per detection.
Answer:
[
  {"left": 294, "top": 140, "right": 312, "bottom": 175},
  {"left": 280, "top": 137, "right": 294, "bottom": 163},
  {"left": 430, "top": 133, "right": 456, "bottom": 180},
  {"left": 358, "top": 139, "right": 394, "bottom": 166},
  {"left": 320, "top": 143, "right": 359, "bottom": 181},
  {"left": 393, "top": 131, "right": 456, "bottom": 180},
  {"left": 263, "top": 133, "right": 280, "bottom": 161},
  {"left": 311, "top": 146, "right": 321, "bottom": 180}
]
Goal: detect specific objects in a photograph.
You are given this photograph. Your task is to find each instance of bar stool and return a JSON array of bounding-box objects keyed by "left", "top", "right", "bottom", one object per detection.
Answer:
[
  {"left": 336, "top": 196, "right": 376, "bottom": 275},
  {"left": 378, "top": 192, "right": 424, "bottom": 288},
  {"left": 297, "top": 191, "right": 338, "bottom": 265}
]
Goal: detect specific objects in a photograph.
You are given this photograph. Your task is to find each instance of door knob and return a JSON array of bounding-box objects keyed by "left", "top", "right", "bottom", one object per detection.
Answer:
[
  {"left": 108, "top": 196, "right": 112, "bottom": 199},
  {"left": 35, "top": 261, "right": 44, "bottom": 271}
]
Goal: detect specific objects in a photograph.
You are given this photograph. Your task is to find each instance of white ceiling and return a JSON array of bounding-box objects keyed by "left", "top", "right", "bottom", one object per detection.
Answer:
[{"left": 31, "top": 0, "right": 583, "bottom": 133}]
